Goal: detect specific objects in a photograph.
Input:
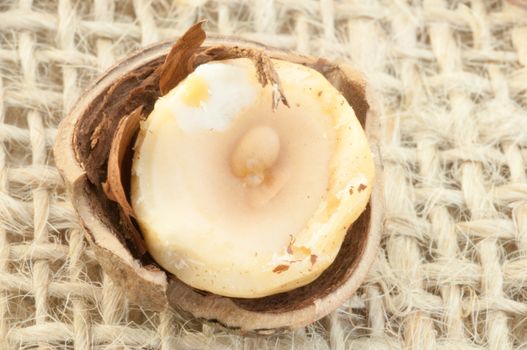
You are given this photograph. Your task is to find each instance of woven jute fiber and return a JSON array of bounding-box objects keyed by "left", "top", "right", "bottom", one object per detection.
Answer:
[{"left": 1, "top": 0, "right": 527, "bottom": 349}]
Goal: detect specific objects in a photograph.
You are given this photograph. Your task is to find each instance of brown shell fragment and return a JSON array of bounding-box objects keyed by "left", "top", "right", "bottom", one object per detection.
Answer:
[
  {"left": 159, "top": 20, "right": 207, "bottom": 95},
  {"left": 102, "top": 105, "right": 143, "bottom": 218},
  {"left": 287, "top": 235, "right": 295, "bottom": 254},
  {"left": 310, "top": 254, "right": 318, "bottom": 265},
  {"left": 273, "top": 265, "right": 290, "bottom": 273}
]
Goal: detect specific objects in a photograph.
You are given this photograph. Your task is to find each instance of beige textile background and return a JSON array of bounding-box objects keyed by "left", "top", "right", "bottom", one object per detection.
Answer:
[{"left": 1, "top": 0, "right": 527, "bottom": 349}]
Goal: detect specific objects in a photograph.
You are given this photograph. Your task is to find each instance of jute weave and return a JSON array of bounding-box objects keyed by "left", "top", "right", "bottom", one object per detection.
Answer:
[{"left": 1, "top": 0, "right": 527, "bottom": 349}]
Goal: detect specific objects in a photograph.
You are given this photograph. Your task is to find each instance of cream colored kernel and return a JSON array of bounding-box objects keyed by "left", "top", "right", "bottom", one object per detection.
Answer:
[{"left": 131, "top": 58, "right": 374, "bottom": 298}]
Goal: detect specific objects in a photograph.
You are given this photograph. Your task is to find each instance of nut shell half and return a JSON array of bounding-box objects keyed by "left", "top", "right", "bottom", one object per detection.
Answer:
[{"left": 54, "top": 35, "right": 384, "bottom": 334}]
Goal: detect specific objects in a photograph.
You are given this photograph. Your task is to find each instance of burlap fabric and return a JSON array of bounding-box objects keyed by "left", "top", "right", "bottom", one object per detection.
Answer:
[{"left": 1, "top": 0, "right": 527, "bottom": 348}]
